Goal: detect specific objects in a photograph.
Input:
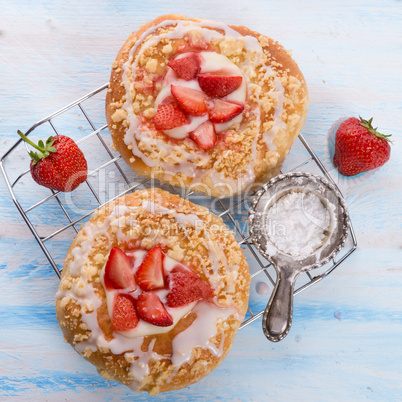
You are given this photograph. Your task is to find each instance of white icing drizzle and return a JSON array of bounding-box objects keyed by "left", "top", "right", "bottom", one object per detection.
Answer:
[
  {"left": 69, "top": 204, "right": 134, "bottom": 276},
  {"left": 171, "top": 301, "right": 239, "bottom": 368},
  {"left": 262, "top": 69, "right": 286, "bottom": 150},
  {"left": 56, "top": 195, "right": 243, "bottom": 389},
  {"left": 56, "top": 282, "right": 103, "bottom": 353},
  {"left": 69, "top": 225, "right": 97, "bottom": 277},
  {"left": 120, "top": 18, "right": 287, "bottom": 195},
  {"left": 124, "top": 339, "right": 159, "bottom": 392}
]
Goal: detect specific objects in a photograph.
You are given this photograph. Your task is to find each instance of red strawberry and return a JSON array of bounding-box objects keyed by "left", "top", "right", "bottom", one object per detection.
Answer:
[
  {"left": 168, "top": 55, "right": 200, "bottom": 81},
  {"left": 135, "top": 247, "right": 165, "bottom": 291},
  {"left": 136, "top": 292, "right": 173, "bottom": 327},
  {"left": 166, "top": 266, "right": 214, "bottom": 308},
  {"left": 190, "top": 121, "right": 217, "bottom": 150},
  {"left": 209, "top": 99, "right": 244, "bottom": 123},
  {"left": 17, "top": 131, "right": 87, "bottom": 192},
  {"left": 171, "top": 85, "right": 208, "bottom": 116},
  {"left": 154, "top": 104, "right": 188, "bottom": 131},
  {"left": 333, "top": 117, "right": 392, "bottom": 176},
  {"left": 112, "top": 294, "right": 139, "bottom": 331},
  {"left": 104, "top": 247, "right": 136, "bottom": 291},
  {"left": 198, "top": 74, "right": 242, "bottom": 98}
]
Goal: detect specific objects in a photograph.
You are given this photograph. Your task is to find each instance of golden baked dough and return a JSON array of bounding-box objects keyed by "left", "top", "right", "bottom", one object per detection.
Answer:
[
  {"left": 106, "top": 15, "right": 309, "bottom": 197},
  {"left": 55, "top": 188, "right": 251, "bottom": 394}
]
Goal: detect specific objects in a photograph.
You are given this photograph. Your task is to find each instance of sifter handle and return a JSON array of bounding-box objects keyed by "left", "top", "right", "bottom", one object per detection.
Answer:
[{"left": 262, "top": 268, "right": 298, "bottom": 342}]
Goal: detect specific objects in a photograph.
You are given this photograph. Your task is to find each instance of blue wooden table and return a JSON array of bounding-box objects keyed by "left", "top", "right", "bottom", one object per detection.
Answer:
[{"left": 1, "top": 1, "right": 401, "bottom": 400}]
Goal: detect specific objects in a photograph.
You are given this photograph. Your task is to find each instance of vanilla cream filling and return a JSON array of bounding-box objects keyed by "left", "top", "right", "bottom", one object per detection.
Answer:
[{"left": 120, "top": 19, "right": 286, "bottom": 194}]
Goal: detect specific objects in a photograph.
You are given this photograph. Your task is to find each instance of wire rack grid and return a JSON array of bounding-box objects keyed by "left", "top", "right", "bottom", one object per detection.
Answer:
[{"left": 1, "top": 84, "right": 357, "bottom": 331}]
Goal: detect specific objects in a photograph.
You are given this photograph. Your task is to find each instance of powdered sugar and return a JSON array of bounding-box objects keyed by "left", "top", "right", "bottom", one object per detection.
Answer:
[{"left": 266, "top": 191, "right": 330, "bottom": 259}]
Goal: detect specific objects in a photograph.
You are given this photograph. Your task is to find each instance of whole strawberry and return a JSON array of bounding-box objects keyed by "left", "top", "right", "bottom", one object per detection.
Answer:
[
  {"left": 333, "top": 117, "right": 392, "bottom": 176},
  {"left": 17, "top": 130, "right": 88, "bottom": 192}
]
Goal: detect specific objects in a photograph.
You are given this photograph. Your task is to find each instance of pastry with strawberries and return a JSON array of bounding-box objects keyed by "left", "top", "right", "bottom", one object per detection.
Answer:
[
  {"left": 55, "top": 188, "right": 250, "bottom": 394},
  {"left": 106, "top": 15, "right": 309, "bottom": 197}
]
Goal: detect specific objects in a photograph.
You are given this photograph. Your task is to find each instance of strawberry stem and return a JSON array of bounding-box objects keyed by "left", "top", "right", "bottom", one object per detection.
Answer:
[
  {"left": 17, "top": 130, "right": 44, "bottom": 152},
  {"left": 17, "top": 130, "right": 57, "bottom": 165}
]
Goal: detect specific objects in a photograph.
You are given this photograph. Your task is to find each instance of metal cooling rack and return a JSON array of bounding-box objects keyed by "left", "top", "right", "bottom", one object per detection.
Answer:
[{"left": 1, "top": 84, "right": 357, "bottom": 330}]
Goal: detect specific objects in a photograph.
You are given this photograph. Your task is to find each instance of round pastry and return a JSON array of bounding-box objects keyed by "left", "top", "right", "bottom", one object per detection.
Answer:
[
  {"left": 55, "top": 188, "right": 251, "bottom": 394},
  {"left": 106, "top": 15, "right": 309, "bottom": 197}
]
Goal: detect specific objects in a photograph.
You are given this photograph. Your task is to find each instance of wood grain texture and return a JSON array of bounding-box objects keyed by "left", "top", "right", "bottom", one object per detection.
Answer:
[{"left": 1, "top": 0, "right": 401, "bottom": 400}]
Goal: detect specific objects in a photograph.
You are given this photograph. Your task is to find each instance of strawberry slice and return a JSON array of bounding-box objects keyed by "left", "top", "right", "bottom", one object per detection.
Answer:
[
  {"left": 166, "top": 266, "right": 214, "bottom": 308},
  {"left": 104, "top": 247, "right": 136, "bottom": 291},
  {"left": 171, "top": 85, "right": 208, "bottom": 116},
  {"left": 135, "top": 247, "right": 165, "bottom": 291},
  {"left": 168, "top": 55, "right": 200, "bottom": 81},
  {"left": 136, "top": 292, "right": 173, "bottom": 327},
  {"left": 198, "top": 74, "right": 242, "bottom": 98},
  {"left": 112, "top": 294, "right": 139, "bottom": 331},
  {"left": 209, "top": 99, "right": 244, "bottom": 124},
  {"left": 154, "top": 104, "right": 188, "bottom": 131},
  {"left": 189, "top": 121, "right": 217, "bottom": 150}
]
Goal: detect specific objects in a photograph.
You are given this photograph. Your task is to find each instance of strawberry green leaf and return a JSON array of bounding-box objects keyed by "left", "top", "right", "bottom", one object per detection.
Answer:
[
  {"left": 17, "top": 130, "right": 58, "bottom": 162},
  {"left": 45, "top": 136, "right": 55, "bottom": 146},
  {"left": 29, "top": 151, "right": 41, "bottom": 165},
  {"left": 359, "top": 116, "right": 393, "bottom": 143}
]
